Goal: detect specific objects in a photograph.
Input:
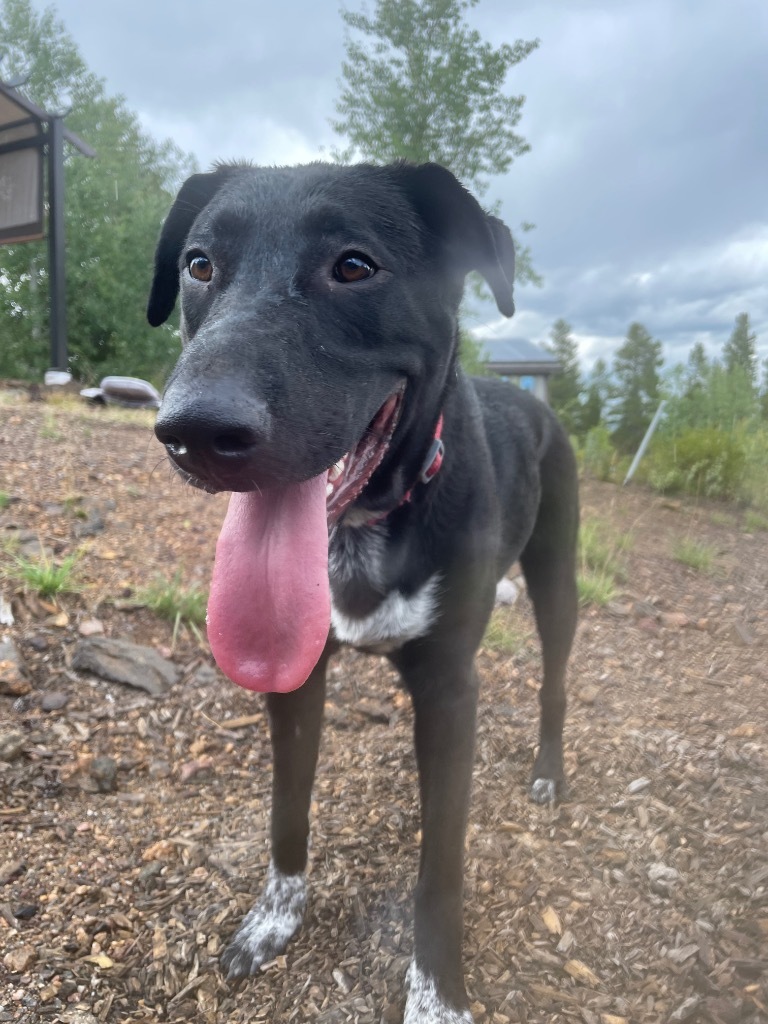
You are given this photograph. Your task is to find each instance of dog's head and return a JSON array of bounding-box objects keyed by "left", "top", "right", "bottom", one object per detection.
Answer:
[
  {"left": 148, "top": 161, "right": 514, "bottom": 505},
  {"left": 148, "top": 162, "right": 515, "bottom": 693}
]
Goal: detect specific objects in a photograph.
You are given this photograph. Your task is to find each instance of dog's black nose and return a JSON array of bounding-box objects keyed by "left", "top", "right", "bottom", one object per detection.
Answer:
[{"left": 155, "top": 389, "right": 272, "bottom": 485}]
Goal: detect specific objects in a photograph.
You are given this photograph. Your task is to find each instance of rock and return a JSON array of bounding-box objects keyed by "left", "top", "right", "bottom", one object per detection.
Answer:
[
  {"left": 41, "top": 691, "right": 69, "bottom": 712},
  {"left": 4, "top": 944, "right": 37, "bottom": 973},
  {"left": 669, "top": 996, "right": 701, "bottom": 1022},
  {"left": 78, "top": 618, "right": 104, "bottom": 637},
  {"left": 0, "top": 731, "right": 25, "bottom": 762},
  {"left": 647, "top": 862, "right": 680, "bottom": 894},
  {"left": 0, "top": 638, "right": 30, "bottom": 697},
  {"left": 660, "top": 611, "right": 689, "bottom": 629},
  {"left": 606, "top": 601, "right": 633, "bottom": 617},
  {"left": 729, "top": 619, "right": 754, "bottom": 646},
  {"left": 578, "top": 683, "right": 601, "bottom": 705},
  {"left": 0, "top": 593, "right": 13, "bottom": 626},
  {"left": 90, "top": 756, "right": 118, "bottom": 792},
  {"left": 72, "top": 637, "right": 178, "bottom": 696}
]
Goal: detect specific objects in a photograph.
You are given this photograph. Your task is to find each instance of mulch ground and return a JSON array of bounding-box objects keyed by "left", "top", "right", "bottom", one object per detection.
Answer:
[{"left": 0, "top": 388, "right": 766, "bottom": 1024}]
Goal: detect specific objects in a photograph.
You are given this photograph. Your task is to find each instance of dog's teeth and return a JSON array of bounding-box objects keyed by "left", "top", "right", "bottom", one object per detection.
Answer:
[
  {"left": 326, "top": 482, "right": 333, "bottom": 497},
  {"left": 328, "top": 458, "right": 346, "bottom": 483}
]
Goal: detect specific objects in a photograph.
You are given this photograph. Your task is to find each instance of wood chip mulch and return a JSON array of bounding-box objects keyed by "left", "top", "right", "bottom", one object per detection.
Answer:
[{"left": 1, "top": 392, "right": 766, "bottom": 1023}]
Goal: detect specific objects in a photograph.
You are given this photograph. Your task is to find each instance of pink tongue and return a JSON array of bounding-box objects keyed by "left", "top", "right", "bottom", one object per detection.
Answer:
[{"left": 207, "top": 474, "right": 330, "bottom": 692}]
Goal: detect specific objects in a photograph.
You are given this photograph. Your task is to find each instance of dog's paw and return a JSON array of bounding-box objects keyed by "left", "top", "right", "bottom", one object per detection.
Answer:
[
  {"left": 529, "top": 776, "right": 558, "bottom": 805},
  {"left": 403, "top": 963, "right": 474, "bottom": 1024},
  {"left": 219, "top": 863, "right": 306, "bottom": 980}
]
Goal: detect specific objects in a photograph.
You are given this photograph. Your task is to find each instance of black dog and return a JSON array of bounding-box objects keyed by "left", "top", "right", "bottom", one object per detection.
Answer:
[{"left": 148, "top": 161, "right": 578, "bottom": 1023}]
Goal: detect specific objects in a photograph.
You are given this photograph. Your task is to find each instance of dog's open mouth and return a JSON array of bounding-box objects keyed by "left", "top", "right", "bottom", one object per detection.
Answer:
[
  {"left": 324, "top": 388, "right": 402, "bottom": 523},
  {"left": 206, "top": 389, "right": 403, "bottom": 695}
]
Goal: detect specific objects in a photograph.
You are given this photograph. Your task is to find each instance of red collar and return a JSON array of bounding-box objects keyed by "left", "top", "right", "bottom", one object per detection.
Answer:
[{"left": 366, "top": 414, "right": 444, "bottom": 525}]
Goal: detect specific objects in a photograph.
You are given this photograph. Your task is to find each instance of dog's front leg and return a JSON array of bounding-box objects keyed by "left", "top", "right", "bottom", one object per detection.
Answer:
[
  {"left": 396, "top": 649, "right": 479, "bottom": 1024},
  {"left": 220, "top": 649, "right": 330, "bottom": 980}
]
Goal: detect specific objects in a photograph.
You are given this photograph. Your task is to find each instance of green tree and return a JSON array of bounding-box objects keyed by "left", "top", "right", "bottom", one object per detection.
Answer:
[
  {"left": 331, "top": 0, "right": 540, "bottom": 283},
  {"left": 611, "top": 323, "right": 663, "bottom": 453},
  {"left": 542, "top": 318, "right": 582, "bottom": 433},
  {"left": 723, "top": 312, "right": 757, "bottom": 389},
  {"left": 761, "top": 358, "right": 768, "bottom": 421},
  {"left": 0, "top": 0, "right": 195, "bottom": 383},
  {"left": 580, "top": 357, "right": 611, "bottom": 433}
]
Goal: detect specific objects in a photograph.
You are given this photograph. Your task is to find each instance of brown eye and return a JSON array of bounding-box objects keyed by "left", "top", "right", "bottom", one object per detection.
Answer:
[
  {"left": 188, "top": 253, "right": 213, "bottom": 282},
  {"left": 334, "top": 252, "right": 377, "bottom": 283}
]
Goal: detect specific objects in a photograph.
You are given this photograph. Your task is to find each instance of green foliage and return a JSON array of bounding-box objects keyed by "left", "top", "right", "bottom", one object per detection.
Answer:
[
  {"left": 643, "top": 428, "right": 746, "bottom": 500},
  {"left": 744, "top": 509, "right": 768, "bottom": 532},
  {"left": 542, "top": 319, "right": 582, "bottom": 434},
  {"left": 0, "top": 492, "right": 9, "bottom": 510},
  {"left": 10, "top": 551, "right": 81, "bottom": 597},
  {"left": 459, "top": 329, "right": 488, "bottom": 375},
  {"left": 723, "top": 312, "right": 757, "bottom": 389},
  {"left": 581, "top": 424, "right": 619, "bottom": 482},
  {"left": 332, "top": 0, "right": 540, "bottom": 283},
  {"left": 483, "top": 607, "right": 526, "bottom": 654},
  {"left": 577, "top": 516, "right": 630, "bottom": 607},
  {"left": 579, "top": 357, "right": 611, "bottom": 435},
  {"left": 140, "top": 573, "right": 208, "bottom": 626},
  {"left": 0, "top": 0, "right": 196, "bottom": 384},
  {"left": 611, "top": 322, "right": 663, "bottom": 453},
  {"left": 671, "top": 537, "right": 716, "bottom": 573}
]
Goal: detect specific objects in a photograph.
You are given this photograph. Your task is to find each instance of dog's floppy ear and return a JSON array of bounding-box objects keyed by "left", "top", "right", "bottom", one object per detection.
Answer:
[
  {"left": 397, "top": 162, "right": 516, "bottom": 317},
  {"left": 147, "top": 167, "right": 236, "bottom": 327}
]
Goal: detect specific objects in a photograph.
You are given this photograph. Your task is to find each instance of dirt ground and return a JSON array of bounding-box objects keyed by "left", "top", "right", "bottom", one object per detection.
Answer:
[{"left": 0, "top": 389, "right": 766, "bottom": 1024}]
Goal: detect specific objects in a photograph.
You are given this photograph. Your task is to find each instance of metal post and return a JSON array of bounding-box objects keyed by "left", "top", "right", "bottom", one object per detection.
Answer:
[
  {"left": 47, "top": 114, "right": 67, "bottom": 370},
  {"left": 623, "top": 400, "right": 667, "bottom": 486}
]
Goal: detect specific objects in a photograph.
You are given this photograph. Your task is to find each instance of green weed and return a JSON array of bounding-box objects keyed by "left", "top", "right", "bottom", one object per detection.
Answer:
[
  {"left": 11, "top": 551, "right": 81, "bottom": 598},
  {"left": 140, "top": 573, "right": 207, "bottom": 626},
  {"left": 483, "top": 608, "right": 527, "bottom": 655},
  {"left": 672, "top": 537, "right": 716, "bottom": 572}
]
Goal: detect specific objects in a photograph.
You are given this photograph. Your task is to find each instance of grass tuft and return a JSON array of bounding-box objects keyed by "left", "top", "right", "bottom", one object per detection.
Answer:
[
  {"left": 140, "top": 573, "right": 208, "bottom": 626},
  {"left": 577, "top": 516, "right": 631, "bottom": 606},
  {"left": 483, "top": 608, "right": 528, "bottom": 655},
  {"left": 672, "top": 537, "right": 716, "bottom": 572},
  {"left": 11, "top": 551, "right": 81, "bottom": 598}
]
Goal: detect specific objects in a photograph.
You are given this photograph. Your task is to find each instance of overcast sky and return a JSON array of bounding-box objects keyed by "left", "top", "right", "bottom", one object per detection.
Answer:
[{"left": 39, "top": 0, "right": 768, "bottom": 375}]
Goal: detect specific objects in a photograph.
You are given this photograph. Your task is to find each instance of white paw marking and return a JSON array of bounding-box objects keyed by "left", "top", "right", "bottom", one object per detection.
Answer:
[
  {"left": 404, "top": 963, "right": 474, "bottom": 1023},
  {"left": 530, "top": 777, "right": 557, "bottom": 804},
  {"left": 224, "top": 861, "right": 306, "bottom": 976}
]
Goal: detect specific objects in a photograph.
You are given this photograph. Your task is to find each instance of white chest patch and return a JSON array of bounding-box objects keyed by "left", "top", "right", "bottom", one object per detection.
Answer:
[
  {"left": 331, "top": 574, "right": 441, "bottom": 650},
  {"left": 328, "top": 523, "right": 441, "bottom": 651}
]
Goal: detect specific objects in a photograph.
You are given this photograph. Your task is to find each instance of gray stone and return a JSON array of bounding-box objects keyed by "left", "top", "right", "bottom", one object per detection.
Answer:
[
  {"left": 0, "top": 731, "right": 25, "bottom": 762},
  {"left": 72, "top": 637, "right": 178, "bottom": 696},
  {"left": 90, "top": 756, "right": 118, "bottom": 793},
  {"left": 0, "top": 638, "right": 30, "bottom": 697}
]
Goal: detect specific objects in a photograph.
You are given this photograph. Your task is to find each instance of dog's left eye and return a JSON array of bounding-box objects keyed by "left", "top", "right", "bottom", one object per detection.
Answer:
[
  {"left": 334, "top": 252, "right": 377, "bottom": 283},
  {"left": 187, "top": 253, "right": 213, "bottom": 283}
]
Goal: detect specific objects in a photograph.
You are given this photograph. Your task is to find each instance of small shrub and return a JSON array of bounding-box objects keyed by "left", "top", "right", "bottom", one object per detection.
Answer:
[
  {"left": 744, "top": 509, "right": 768, "bottom": 532},
  {"left": 577, "top": 516, "right": 631, "bottom": 605},
  {"left": 577, "top": 569, "right": 616, "bottom": 606},
  {"left": 483, "top": 608, "right": 527, "bottom": 655},
  {"left": 141, "top": 573, "right": 207, "bottom": 625},
  {"left": 12, "top": 552, "right": 81, "bottom": 598},
  {"left": 582, "top": 424, "right": 618, "bottom": 482},
  {"left": 644, "top": 428, "right": 746, "bottom": 500},
  {"left": 672, "top": 537, "right": 716, "bottom": 572},
  {"left": 0, "top": 492, "right": 10, "bottom": 510}
]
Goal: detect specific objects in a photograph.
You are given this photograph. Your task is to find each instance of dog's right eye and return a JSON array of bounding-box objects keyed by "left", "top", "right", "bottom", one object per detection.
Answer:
[
  {"left": 333, "top": 252, "right": 377, "bottom": 283},
  {"left": 187, "top": 253, "right": 213, "bottom": 283}
]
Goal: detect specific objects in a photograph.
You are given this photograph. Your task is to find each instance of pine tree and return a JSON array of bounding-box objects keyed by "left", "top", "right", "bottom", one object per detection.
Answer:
[
  {"left": 543, "top": 319, "right": 581, "bottom": 433},
  {"left": 723, "top": 313, "right": 757, "bottom": 388},
  {"left": 580, "top": 357, "right": 611, "bottom": 433},
  {"left": 611, "top": 323, "right": 663, "bottom": 452},
  {"left": 331, "top": 0, "right": 540, "bottom": 283}
]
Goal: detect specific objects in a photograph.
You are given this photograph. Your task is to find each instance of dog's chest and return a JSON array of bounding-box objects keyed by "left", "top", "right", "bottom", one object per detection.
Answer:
[{"left": 328, "top": 526, "right": 440, "bottom": 653}]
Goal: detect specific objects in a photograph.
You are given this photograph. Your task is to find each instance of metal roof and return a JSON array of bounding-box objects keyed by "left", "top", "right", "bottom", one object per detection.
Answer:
[{"left": 476, "top": 335, "right": 560, "bottom": 376}]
